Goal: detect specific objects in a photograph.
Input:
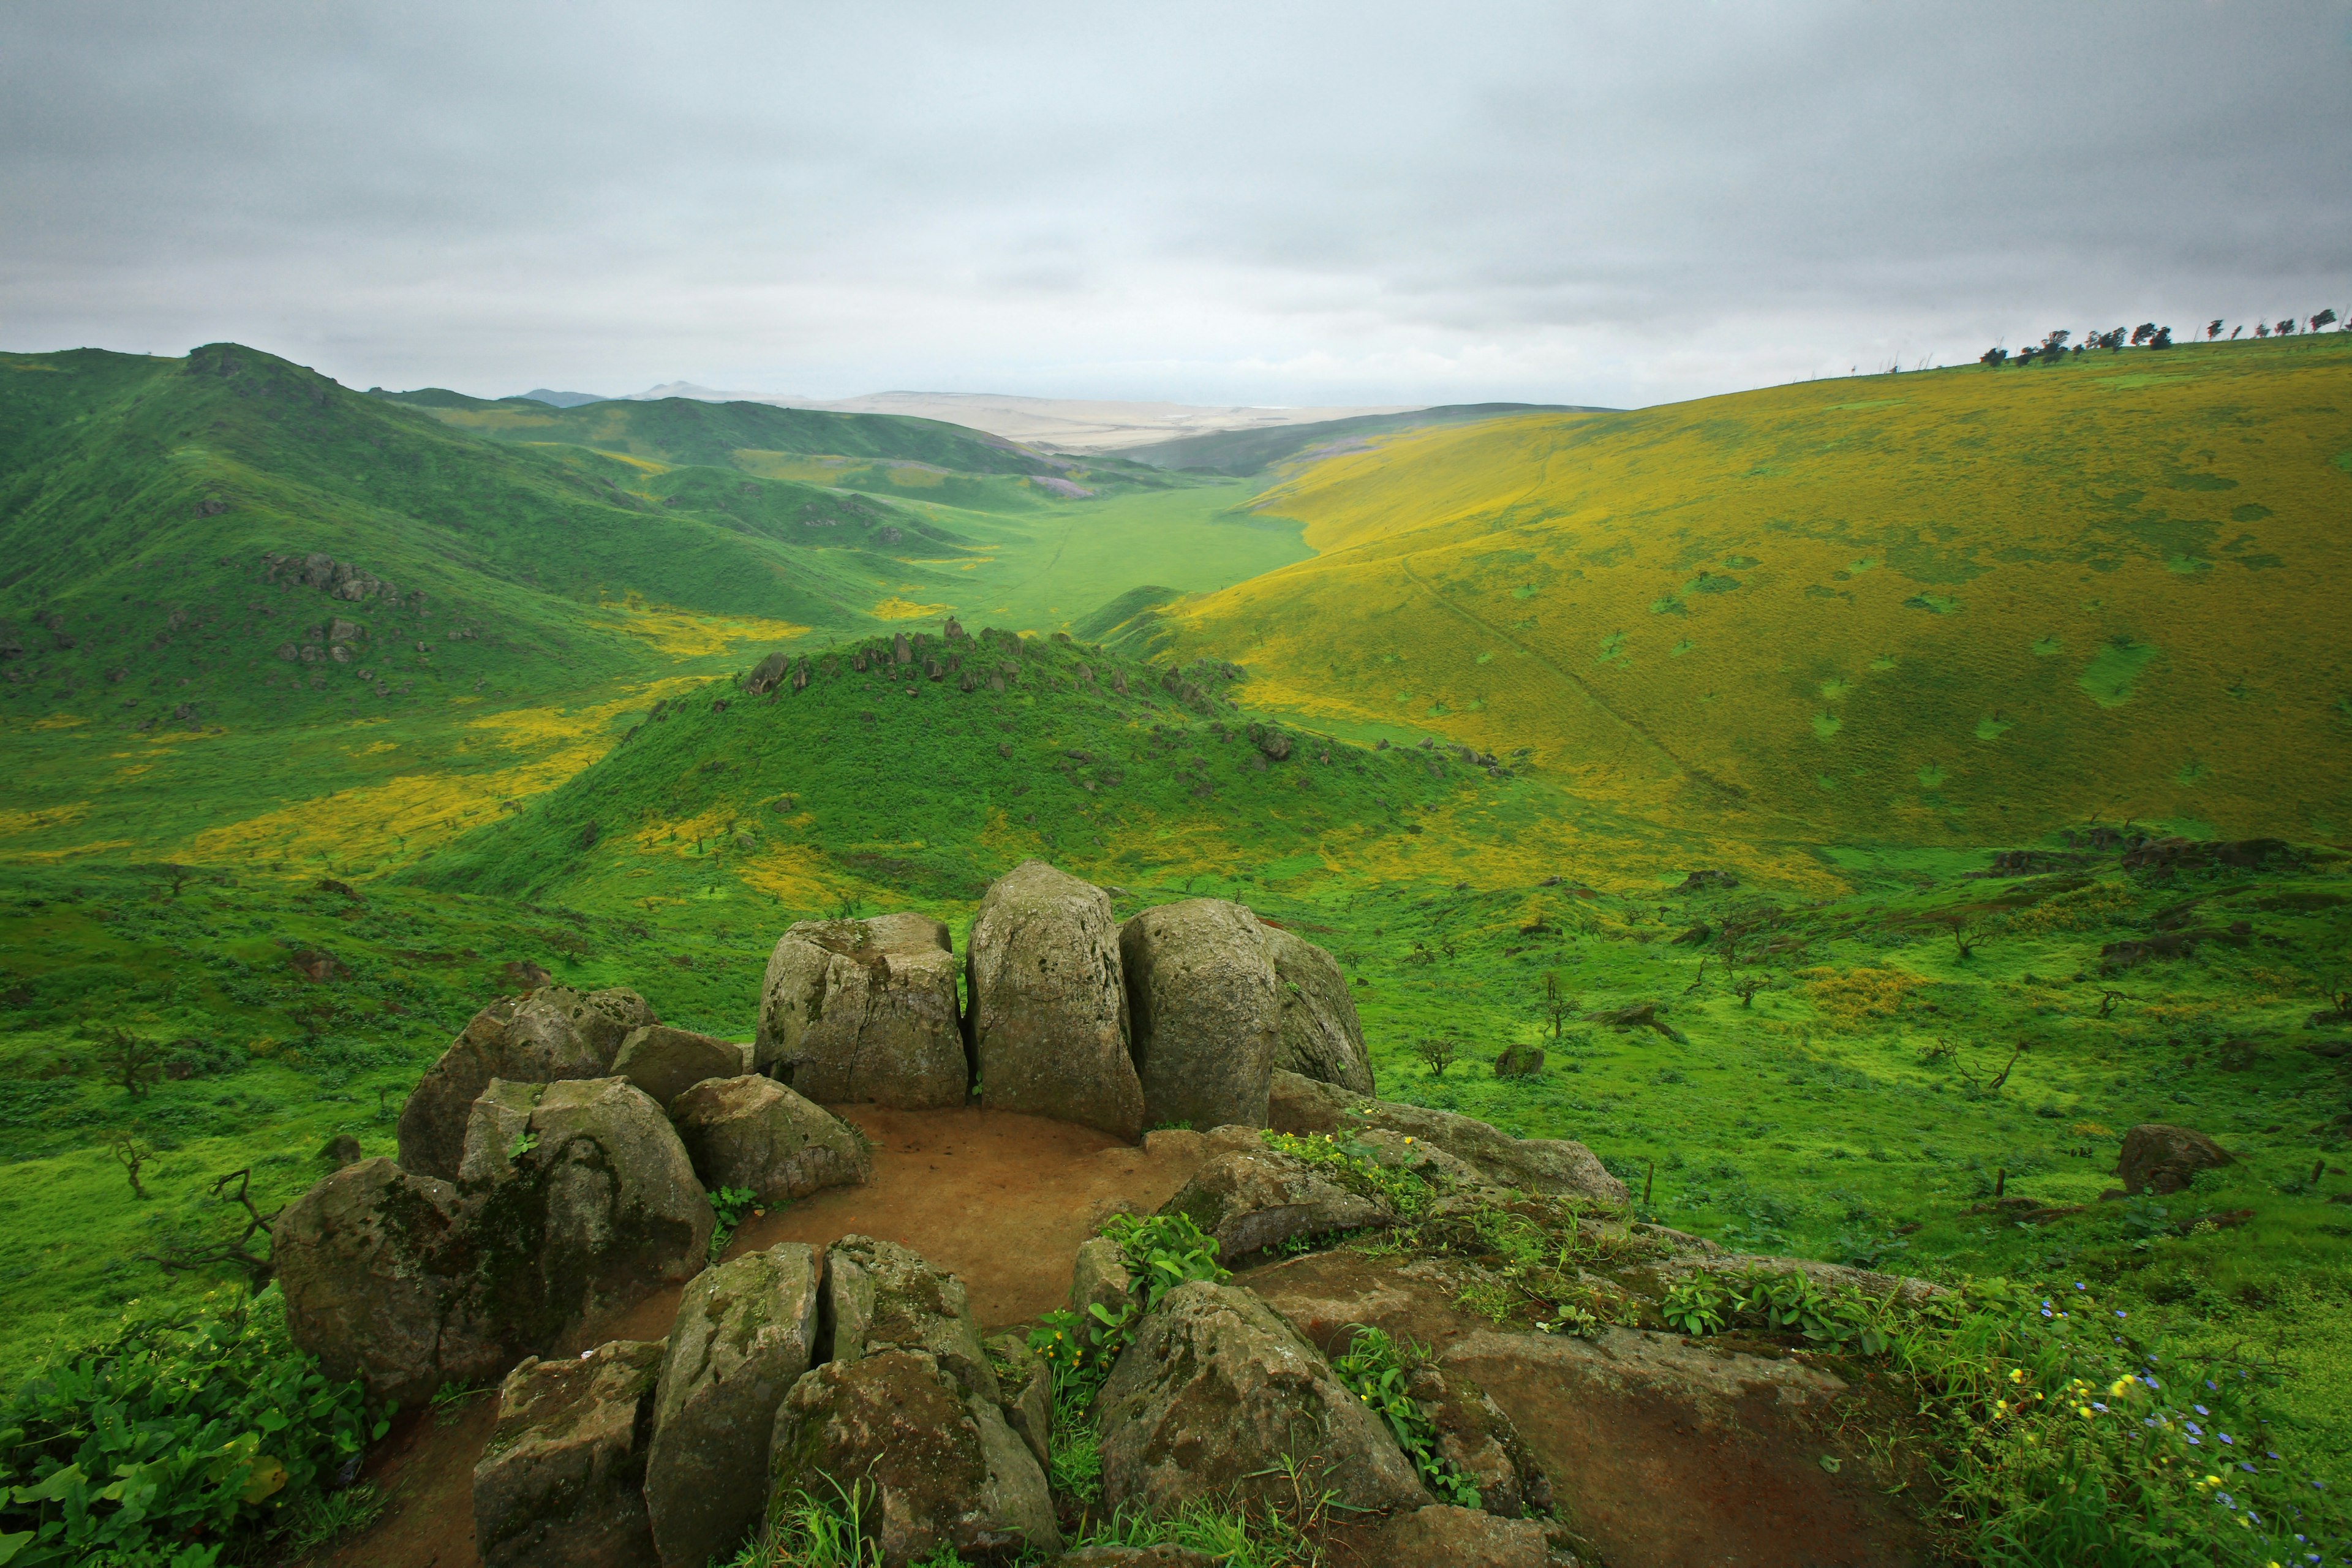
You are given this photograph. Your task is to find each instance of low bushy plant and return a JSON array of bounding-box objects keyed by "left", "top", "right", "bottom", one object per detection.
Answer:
[{"left": 1329, "top": 1325, "right": 1482, "bottom": 1508}]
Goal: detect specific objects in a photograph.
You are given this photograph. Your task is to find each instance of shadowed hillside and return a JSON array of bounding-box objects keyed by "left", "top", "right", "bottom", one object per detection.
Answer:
[{"left": 1157, "top": 336, "right": 2352, "bottom": 844}]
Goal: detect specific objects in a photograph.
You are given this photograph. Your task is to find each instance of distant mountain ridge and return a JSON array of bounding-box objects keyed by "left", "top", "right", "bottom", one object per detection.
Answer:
[{"left": 520, "top": 388, "right": 611, "bottom": 407}]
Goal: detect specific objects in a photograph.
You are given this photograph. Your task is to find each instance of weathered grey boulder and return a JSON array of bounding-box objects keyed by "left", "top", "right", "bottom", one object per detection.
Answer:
[
  {"left": 644, "top": 1245, "right": 821, "bottom": 1568},
  {"left": 1120, "top": 900, "right": 1280, "bottom": 1131},
  {"left": 1404, "top": 1365, "right": 1552, "bottom": 1519},
  {"left": 1069, "top": 1235, "right": 1134, "bottom": 1321},
  {"left": 823, "top": 1235, "right": 998, "bottom": 1404},
  {"left": 967, "top": 861, "right": 1145, "bottom": 1140},
  {"left": 399, "top": 987, "right": 657, "bottom": 1180},
  {"left": 756, "top": 913, "right": 967, "bottom": 1107},
  {"left": 668, "top": 1075, "right": 870, "bottom": 1203},
  {"left": 1158, "top": 1143, "right": 1391, "bottom": 1262},
  {"left": 1261, "top": 924, "right": 1374, "bottom": 1095},
  {"left": 986, "top": 1332, "right": 1054, "bottom": 1472},
  {"left": 273, "top": 1158, "right": 503, "bottom": 1406},
  {"left": 611, "top": 1025, "right": 742, "bottom": 1109},
  {"left": 1270, "top": 1070, "right": 1627, "bottom": 1207},
  {"left": 770, "top": 1350, "right": 1058, "bottom": 1567},
  {"left": 2118, "top": 1123, "right": 2234, "bottom": 1195},
  {"left": 1370, "top": 1504, "right": 1549, "bottom": 1568},
  {"left": 461, "top": 1078, "right": 714, "bottom": 1351},
  {"left": 472, "top": 1338, "right": 665, "bottom": 1568},
  {"left": 1096, "top": 1280, "right": 1427, "bottom": 1517}
]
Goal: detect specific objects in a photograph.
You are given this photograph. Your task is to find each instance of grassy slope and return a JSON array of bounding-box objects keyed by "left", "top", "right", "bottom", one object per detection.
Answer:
[
  {"left": 1120, "top": 401, "right": 1605, "bottom": 476},
  {"left": 1159, "top": 335, "right": 2352, "bottom": 845}
]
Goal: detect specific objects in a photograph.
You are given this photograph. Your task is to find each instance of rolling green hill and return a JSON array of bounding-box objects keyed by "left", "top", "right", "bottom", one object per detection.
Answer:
[{"left": 1159, "top": 335, "right": 2352, "bottom": 848}]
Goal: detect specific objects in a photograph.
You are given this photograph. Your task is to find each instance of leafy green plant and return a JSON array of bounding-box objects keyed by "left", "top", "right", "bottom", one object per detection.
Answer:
[
  {"left": 707, "top": 1185, "right": 757, "bottom": 1262},
  {"left": 1262, "top": 1129, "right": 1436, "bottom": 1217},
  {"left": 0, "top": 1291, "right": 384, "bottom": 1568},
  {"left": 1660, "top": 1275, "right": 1730, "bottom": 1336},
  {"left": 1029, "top": 1212, "right": 1232, "bottom": 1400},
  {"left": 1329, "top": 1325, "right": 1482, "bottom": 1509}
]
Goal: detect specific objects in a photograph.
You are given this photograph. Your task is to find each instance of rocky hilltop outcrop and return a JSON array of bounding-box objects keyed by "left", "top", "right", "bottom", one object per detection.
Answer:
[{"left": 282, "top": 859, "right": 1819, "bottom": 1566}]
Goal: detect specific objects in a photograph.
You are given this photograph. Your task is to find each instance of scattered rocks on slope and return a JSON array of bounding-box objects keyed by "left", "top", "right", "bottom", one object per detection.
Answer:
[
  {"left": 1157, "top": 1139, "right": 1391, "bottom": 1262},
  {"left": 1261, "top": 924, "right": 1374, "bottom": 1095},
  {"left": 472, "top": 1338, "right": 666, "bottom": 1568},
  {"left": 1268, "top": 1070, "right": 1627, "bottom": 1208},
  {"left": 668, "top": 1074, "right": 871, "bottom": 1204},
  {"left": 756, "top": 913, "right": 967, "bottom": 1108},
  {"left": 399, "top": 987, "right": 657, "bottom": 1181},
  {"left": 1095, "top": 1278, "right": 1428, "bottom": 1517},
  {"left": 2117, "top": 1123, "right": 2234, "bottom": 1195},
  {"left": 644, "top": 1244, "right": 821, "bottom": 1568},
  {"left": 1120, "top": 899, "right": 1280, "bottom": 1131},
  {"left": 271, "top": 1158, "right": 503, "bottom": 1405},
  {"left": 610, "top": 1025, "right": 743, "bottom": 1109},
  {"left": 966, "top": 859, "right": 1145, "bottom": 1141}
]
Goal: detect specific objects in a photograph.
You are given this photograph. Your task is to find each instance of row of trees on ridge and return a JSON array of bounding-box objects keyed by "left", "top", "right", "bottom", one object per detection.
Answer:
[{"left": 1980, "top": 309, "right": 2340, "bottom": 366}]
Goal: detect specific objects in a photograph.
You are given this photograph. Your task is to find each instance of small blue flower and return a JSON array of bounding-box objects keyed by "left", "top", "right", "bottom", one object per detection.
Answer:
[
  {"left": 2075, "top": 1281, "right": 2086, "bottom": 1291},
  {"left": 2041, "top": 1308, "right": 2053, "bottom": 1318},
  {"left": 2188, "top": 1436, "right": 2202, "bottom": 1446},
  {"left": 2196, "top": 1405, "right": 2211, "bottom": 1417},
  {"left": 2207, "top": 1379, "right": 2218, "bottom": 1391},
  {"left": 2188, "top": 1422, "right": 2204, "bottom": 1434},
  {"left": 2241, "top": 1462, "right": 2256, "bottom": 1472},
  {"left": 2218, "top": 1492, "right": 2234, "bottom": 1507},
  {"left": 2221, "top": 1434, "right": 2234, "bottom": 1446}
]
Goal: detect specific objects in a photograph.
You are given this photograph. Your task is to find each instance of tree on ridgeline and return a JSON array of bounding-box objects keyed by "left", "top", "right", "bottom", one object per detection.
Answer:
[
  {"left": 2275, "top": 318, "right": 2296, "bottom": 336},
  {"left": 2313, "top": 309, "right": 2339, "bottom": 333},
  {"left": 2097, "top": 328, "right": 2126, "bottom": 350},
  {"left": 2256, "top": 321, "right": 2271, "bottom": 337},
  {"left": 2040, "top": 330, "right": 2071, "bottom": 360},
  {"left": 1980, "top": 345, "right": 2010, "bottom": 367},
  {"left": 2149, "top": 325, "right": 2173, "bottom": 349},
  {"left": 2207, "top": 319, "right": 2223, "bottom": 340},
  {"left": 2130, "top": 323, "right": 2158, "bottom": 346},
  {"left": 2231, "top": 325, "right": 2244, "bottom": 338}
]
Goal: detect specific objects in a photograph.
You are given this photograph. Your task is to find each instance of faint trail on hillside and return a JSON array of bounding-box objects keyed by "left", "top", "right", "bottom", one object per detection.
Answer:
[{"left": 1395, "top": 558, "right": 1752, "bottom": 810}]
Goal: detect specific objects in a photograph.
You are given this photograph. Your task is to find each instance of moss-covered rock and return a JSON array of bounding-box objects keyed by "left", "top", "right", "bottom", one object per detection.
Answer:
[{"left": 472, "top": 1338, "right": 666, "bottom": 1568}]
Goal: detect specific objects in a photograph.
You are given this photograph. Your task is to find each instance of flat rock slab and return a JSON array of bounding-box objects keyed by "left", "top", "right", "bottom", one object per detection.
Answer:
[{"left": 1243, "top": 1250, "right": 1933, "bottom": 1568}]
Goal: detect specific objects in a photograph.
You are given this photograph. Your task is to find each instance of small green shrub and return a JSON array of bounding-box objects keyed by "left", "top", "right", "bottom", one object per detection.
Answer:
[
  {"left": 0, "top": 1290, "right": 385, "bottom": 1568},
  {"left": 1329, "top": 1325, "right": 1482, "bottom": 1508},
  {"left": 728, "top": 1474, "right": 882, "bottom": 1567},
  {"left": 707, "top": 1185, "right": 757, "bottom": 1262},
  {"left": 1262, "top": 1129, "right": 1436, "bottom": 1216},
  {"left": 1028, "top": 1212, "right": 1231, "bottom": 1400}
]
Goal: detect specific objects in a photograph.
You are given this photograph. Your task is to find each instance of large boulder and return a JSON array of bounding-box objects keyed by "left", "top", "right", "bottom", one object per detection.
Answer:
[
  {"left": 967, "top": 860, "right": 1145, "bottom": 1141},
  {"left": 399, "top": 987, "right": 657, "bottom": 1180},
  {"left": 272, "top": 1158, "right": 503, "bottom": 1406},
  {"left": 610, "top": 1025, "right": 743, "bottom": 1109},
  {"left": 1119, "top": 900, "right": 1280, "bottom": 1131},
  {"left": 1157, "top": 1142, "right": 1391, "bottom": 1263},
  {"left": 1261, "top": 924, "right": 1374, "bottom": 1095},
  {"left": 472, "top": 1338, "right": 666, "bottom": 1568},
  {"left": 823, "top": 1235, "right": 998, "bottom": 1404},
  {"left": 756, "top": 913, "right": 967, "bottom": 1107},
  {"left": 2118, "top": 1123, "right": 2234, "bottom": 1195},
  {"left": 1369, "top": 1505, "right": 1549, "bottom": 1568},
  {"left": 461, "top": 1078, "right": 714, "bottom": 1351},
  {"left": 644, "top": 1244, "right": 821, "bottom": 1568},
  {"left": 1270, "top": 1070, "right": 1627, "bottom": 1207},
  {"left": 1095, "top": 1280, "right": 1427, "bottom": 1517},
  {"left": 769, "top": 1349, "right": 1058, "bottom": 1567},
  {"left": 669, "top": 1075, "right": 870, "bottom": 1203}
]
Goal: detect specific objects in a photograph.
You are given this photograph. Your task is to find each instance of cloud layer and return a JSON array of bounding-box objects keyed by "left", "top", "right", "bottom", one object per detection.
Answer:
[{"left": 4, "top": 1, "right": 2345, "bottom": 407}]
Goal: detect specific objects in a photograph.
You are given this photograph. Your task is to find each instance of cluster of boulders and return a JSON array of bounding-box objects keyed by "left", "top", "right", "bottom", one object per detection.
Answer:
[
  {"left": 754, "top": 859, "right": 1375, "bottom": 1139},
  {"left": 276, "top": 986, "right": 869, "bottom": 1404}
]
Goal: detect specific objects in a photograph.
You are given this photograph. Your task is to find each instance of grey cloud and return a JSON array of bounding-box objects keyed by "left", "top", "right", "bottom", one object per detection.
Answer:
[{"left": 1, "top": 0, "right": 2343, "bottom": 408}]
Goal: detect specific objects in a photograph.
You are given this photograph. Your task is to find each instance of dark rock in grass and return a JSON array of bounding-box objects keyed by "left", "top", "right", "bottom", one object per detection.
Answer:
[
  {"left": 1673, "top": 870, "right": 1739, "bottom": 892},
  {"left": 745, "top": 649, "right": 792, "bottom": 695},
  {"left": 770, "top": 1349, "right": 1058, "bottom": 1567},
  {"left": 668, "top": 1074, "right": 870, "bottom": 1203},
  {"left": 1268, "top": 1071, "right": 1626, "bottom": 1207},
  {"left": 610, "top": 1025, "right": 742, "bottom": 1109},
  {"left": 1261, "top": 924, "right": 1374, "bottom": 1095},
  {"left": 1368, "top": 1504, "right": 1549, "bottom": 1568},
  {"left": 398, "top": 986, "right": 656, "bottom": 1180},
  {"left": 756, "top": 913, "right": 967, "bottom": 1108},
  {"left": 966, "top": 860, "right": 1144, "bottom": 1141},
  {"left": 1120, "top": 899, "right": 1280, "bottom": 1131},
  {"left": 1493, "top": 1044, "right": 1545, "bottom": 1079},
  {"left": 645, "top": 1243, "right": 821, "bottom": 1568},
  {"left": 2117, "top": 1123, "right": 2233, "bottom": 1195},
  {"left": 2121, "top": 836, "right": 2292, "bottom": 872},
  {"left": 472, "top": 1338, "right": 665, "bottom": 1568},
  {"left": 272, "top": 1158, "right": 503, "bottom": 1406},
  {"left": 1157, "top": 1142, "right": 1390, "bottom": 1262},
  {"left": 319, "top": 1132, "right": 364, "bottom": 1166},
  {"left": 1095, "top": 1280, "right": 1427, "bottom": 1517}
]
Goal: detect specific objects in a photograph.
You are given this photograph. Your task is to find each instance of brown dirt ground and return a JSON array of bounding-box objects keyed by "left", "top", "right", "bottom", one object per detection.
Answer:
[{"left": 300, "top": 1106, "right": 1208, "bottom": 1568}]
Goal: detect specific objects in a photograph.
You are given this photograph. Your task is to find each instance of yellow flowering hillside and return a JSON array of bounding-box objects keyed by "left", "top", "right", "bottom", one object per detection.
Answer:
[{"left": 1161, "top": 335, "right": 2352, "bottom": 842}]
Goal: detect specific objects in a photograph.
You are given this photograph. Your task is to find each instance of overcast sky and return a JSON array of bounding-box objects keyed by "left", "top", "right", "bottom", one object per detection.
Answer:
[{"left": 4, "top": 1, "right": 2346, "bottom": 409}]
